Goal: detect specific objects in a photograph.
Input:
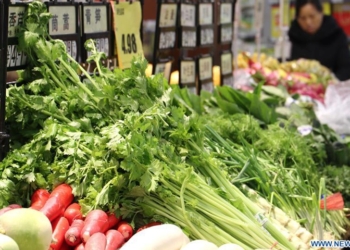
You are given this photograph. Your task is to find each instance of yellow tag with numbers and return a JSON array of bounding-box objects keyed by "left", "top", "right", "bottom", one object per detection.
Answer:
[{"left": 113, "top": 1, "right": 144, "bottom": 69}]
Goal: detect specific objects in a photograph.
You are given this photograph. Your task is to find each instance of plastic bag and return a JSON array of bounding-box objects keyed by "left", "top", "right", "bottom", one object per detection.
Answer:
[{"left": 315, "top": 81, "right": 350, "bottom": 135}]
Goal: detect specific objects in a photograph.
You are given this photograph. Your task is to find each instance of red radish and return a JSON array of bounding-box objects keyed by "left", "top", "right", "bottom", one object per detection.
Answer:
[
  {"left": 85, "top": 232, "right": 106, "bottom": 250},
  {"left": 136, "top": 222, "right": 162, "bottom": 233},
  {"left": 50, "top": 184, "right": 74, "bottom": 209},
  {"left": 40, "top": 196, "right": 65, "bottom": 221},
  {"left": 80, "top": 210, "right": 109, "bottom": 243},
  {"left": 105, "top": 229, "right": 125, "bottom": 250},
  {"left": 74, "top": 243, "right": 85, "bottom": 250},
  {"left": 7, "top": 204, "right": 22, "bottom": 209},
  {"left": 107, "top": 212, "right": 120, "bottom": 229},
  {"left": 117, "top": 222, "right": 133, "bottom": 241},
  {"left": 50, "top": 216, "right": 70, "bottom": 250},
  {"left": 0, "top": 207, "right": 12, "bottom": 216},
  {"left": 65, "top": 219, "right": 85, "bottom": 246},
  {"left": 64, "top": 203, "right": 83, "bottom": 225},
  {"left": 51, "top": 216, "right": 62, "bottom": 231},
  {"left": 30, "top": 189, "right": 50, "bottom": 210}
]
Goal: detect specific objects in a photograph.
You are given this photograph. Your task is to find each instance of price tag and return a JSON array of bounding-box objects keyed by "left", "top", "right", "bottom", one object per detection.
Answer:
[
  {"left": 199, "top": 3, "right": 213, "bottom": 25},
  {"left": 83, "top": 6, "right": 108, "bottom": 34},
  {"left": 200, "top": 27, "right": 214, "bottom": 45},
  {"left": 155, "top": 61, "right": 172, "bottom": 80},
  {"left": 114, "top": 2, "right": 144, "bottom": 69},
  {"left": 7, "top": 6, "right": 26, "bottom": 38},
  {"left": 159, "top": 31, "right": 176, "bottom": 49},
  {"left": 221, "top": 24, "right": 233, "bottom": 43},
  {"left": 220, "top": 3, "right": 232, "bottom": 24},
  {"left": 7, "top": 45, "right": 27, "bottom": 68},
  {"left": 201, "top": 82, "right": 214, "bottom": 92},
  {"left": 181, "top": 4, "right": 196, "bottom": 27},
  {"left": 49, "top": 6, "right": 76, "bottom": 35},
  {"left": 180, "top": 60, "right": 196, "bottom": 84},
  {"left": 223, "top": 75, "right": 234, "bottom": 87},
  {"left": 182, "top": 30, "right": 196, "bottom": 47},
  {"left": 199, "top": 57, "right": 212, "bottom": 81},
  {"left": 159, "top": 3, "right": 177, "bottom": 28},
  {"left": 87, "top": 37, "right": 109, "bottom": 58},
  {"left": 221, "top": 53, "right": 232, "bottom": 75},
  {"left": 64, "top": 40, "right": 78, "bottom": 60}
]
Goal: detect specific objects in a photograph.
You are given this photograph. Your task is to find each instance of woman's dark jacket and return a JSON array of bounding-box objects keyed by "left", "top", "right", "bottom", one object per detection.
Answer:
[{"left": 288, "top": 15, "right": 350, "bottom": 81}]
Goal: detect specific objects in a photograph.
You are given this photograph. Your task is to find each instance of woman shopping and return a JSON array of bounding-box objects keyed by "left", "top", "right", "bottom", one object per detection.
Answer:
[{"left": 288, "top": 0, "right": 350, "bottom": 81}]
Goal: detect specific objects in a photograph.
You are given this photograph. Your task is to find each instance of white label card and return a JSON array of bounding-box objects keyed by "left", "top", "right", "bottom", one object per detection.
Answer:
[
  {"left": 83, "top": 6, "right": 108, "bottom": 34},
  {"left": 159, "top": 3, "right": 177, "bottom": 28},
  {"left": 221, "top": 53, "right": 232, "bottom": 75},
  {"left": 182, "top": 30, "right": 196, "bottom": 47},
  {"left": 181, "top": 4, "right": 196, "bottom": 27},
  {"left": 199, "top": 57, "right": 213, "bottom": 81},
  {"left": 180, "top": 60, "right": 196, "bottom": 84},
  {"left": 49, "top": 6, "right": 76, "bottom": 35},
  {"left": 200, "top": 27, "right": 214, "bottom": 45},
  {"left": 199, "top": 3, "right": 213, "bottom": 25},
  {"left": 7, "top": 45, "right": 27, "bottom": 68},
  {"left": 159, "top": 31, "right": 176, "bottom": 49},
  {"left": 221, "top": 24, "right": 233, "bottom": 43},
  {"left": 201, "top": 82, "right": 214, "bottom": 93},
  {"left": 64, "top": 40, "right": 78, "bottom": 60},
  {"left": 155, "top": 61, "right": 172, "bottom": 81},
  {"left": 220, "top": 3, "right": 232, "bottom": 24},
  {"left": 7, "top": 6, "right": 26, "bottom": 38},
  {"left": 87, "top": 37, "right": 109, "bottom": 58}
]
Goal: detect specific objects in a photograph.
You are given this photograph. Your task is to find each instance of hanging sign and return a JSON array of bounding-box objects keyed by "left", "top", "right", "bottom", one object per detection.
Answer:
[
  {"left": 220, "top": 2, "right": 232, "bottom": 24},
  {"left": 159, "top": 30, "right": 177, "bottom": 49},
  {"left": 48, "top": 6, "right": 77, "bottom": 35},
  {"left": 83, "top": 5, "right": 108, "bottom": 34},
  {"left": 159, "top": 3, "right": 177, "bottom": 27},
  {"left": 7, "top": 6, "right": 26, "bottom": 38},
  {"left": 220, "top": 24, "right": 233, "bottom": 43},
  {"left": 87, "top": 37, "right": 109, "bottom": 58},
  {"left": 198, "top": 3, "right": 213, "bottom": 25},
  {"left": 179, "top": 3, "right": 197, "bottom": 48},
  {"left": 114, "top": 1, "right": 144, "bottom": 69}
]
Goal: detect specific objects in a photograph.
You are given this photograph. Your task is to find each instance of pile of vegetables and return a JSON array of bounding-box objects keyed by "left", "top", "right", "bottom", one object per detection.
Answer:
[
  {"left": 0, "top": 1, "right": 348, "bottom": 249},
  {"left": 236, "top": 52, "right": 335, "bottom": 102}
]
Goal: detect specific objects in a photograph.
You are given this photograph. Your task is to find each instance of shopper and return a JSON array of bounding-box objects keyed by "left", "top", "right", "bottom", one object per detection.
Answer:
[{"left": 288, "top": 0, "right": 350, "bottom": 81}]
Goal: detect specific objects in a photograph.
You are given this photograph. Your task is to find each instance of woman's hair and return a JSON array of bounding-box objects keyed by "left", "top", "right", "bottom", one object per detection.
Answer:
[{"left": 295, "top": 0, "right": 323, "bottom": 17}]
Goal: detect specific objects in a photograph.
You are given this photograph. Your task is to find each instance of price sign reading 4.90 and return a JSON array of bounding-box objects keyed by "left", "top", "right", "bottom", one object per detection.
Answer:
[{"left": 113, "top": 1, "right": 144, "bottom": 69}]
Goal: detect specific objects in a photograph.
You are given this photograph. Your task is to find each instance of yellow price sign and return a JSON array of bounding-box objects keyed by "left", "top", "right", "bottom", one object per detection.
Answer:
[{"left": 113, "top": 1, "right": 144, "bottom": 69}]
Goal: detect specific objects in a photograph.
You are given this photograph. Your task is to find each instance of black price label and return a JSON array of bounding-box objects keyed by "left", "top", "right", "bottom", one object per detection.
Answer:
[
  {"left": 223, "top": 76, "right": 234, "bottom": 87},
  {"left": 221, "top": 24, "right": 233, "bottom": 43},
  {"left": 87, "top": 37, "right": 109, "bottom": 58},
  {"left": 201, "top": 82, "right": 214, "bottom": 93},
  {"left": 200, "top": 27, "right": 214, "bottom": 45},
  {"left": 182, "top": 30, "right": 196, "bottom": 47},
  {"left": 159, "top": 31, "right": 176, "bottom": 49},
  {"left": 121, "top": 33, "right": 137, "bottom": 54},
  {"left": 7, "top": 45, "right": 27, "bottom": 68},
  {"left": 64, "top": 40, "right": 78, "bottom": 60}
]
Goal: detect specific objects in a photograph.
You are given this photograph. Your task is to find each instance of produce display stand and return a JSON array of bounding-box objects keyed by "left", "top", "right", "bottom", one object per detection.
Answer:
[
  {"left": 152, "top": 0, "right": 236, "bottom": 93},
  {"left": 0, "top": 0, "right": 144, "bottom": 161}
]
